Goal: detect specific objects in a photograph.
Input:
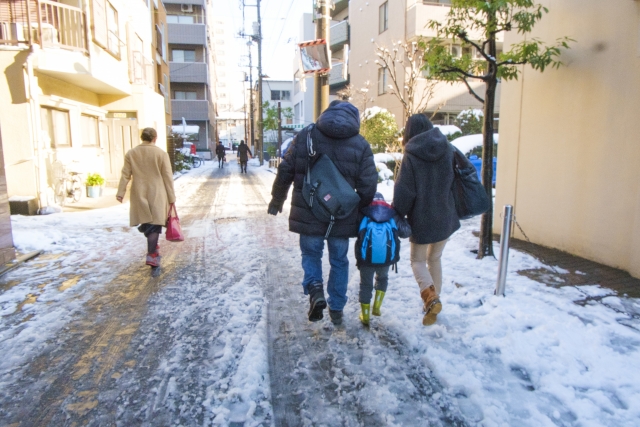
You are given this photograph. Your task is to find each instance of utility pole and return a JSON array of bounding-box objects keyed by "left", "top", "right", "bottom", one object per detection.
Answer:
[
  {"left": 314, "top": 0, "right": 330, "bottom": 121},
  {"left": 277, "top": 101, "right": 282, "bottom": 157},
  {"left": 247, "top": 41, "right": 255, "bottom": 153},
  {"left": 256, "top": 0, "right": 264, "bottom": 165}
]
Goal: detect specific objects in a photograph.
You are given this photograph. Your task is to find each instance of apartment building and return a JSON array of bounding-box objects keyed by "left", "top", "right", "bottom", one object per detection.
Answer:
[
  {"left": 494, "top": 0, "right": 640, "bottom": 278},
  {"left": 348, "top": 0, "right": 501, "bottom": 126},
  {"left": 210, "top": 18, "right": 243, "bottom": 116},
  {"left": 210, "top": 16, "right": 246, "bottom": 147},
  {"left": 252, "top": 79, "right": 294, "bottom": 153},
  {"left": 164, "top": 0, "right": 215, "bottom": 151},
  {"left": 328, "top": 0, "right": 349, "bottom": 95},
  {"left": 0, "top": 0, "right": 170, "bottom": 208}
]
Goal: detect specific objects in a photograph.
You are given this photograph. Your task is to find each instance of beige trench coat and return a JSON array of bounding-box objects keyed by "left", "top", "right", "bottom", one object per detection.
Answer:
[{"left": 117, "top": 143, "right": 176, "bottom": 226}]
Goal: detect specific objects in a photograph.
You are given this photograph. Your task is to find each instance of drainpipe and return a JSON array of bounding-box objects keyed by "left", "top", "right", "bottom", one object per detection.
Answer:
[{"left": 24, "top": 45, "right": 48, "bottom": 210}]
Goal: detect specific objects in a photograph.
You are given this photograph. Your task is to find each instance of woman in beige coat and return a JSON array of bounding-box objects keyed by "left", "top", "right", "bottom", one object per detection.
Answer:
[{"left": 116, "top": 128, "right": 176, "bottom": 268}]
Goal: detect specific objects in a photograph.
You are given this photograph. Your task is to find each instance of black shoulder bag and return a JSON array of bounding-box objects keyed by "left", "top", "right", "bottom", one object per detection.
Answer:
[
  {"left": 301, "top": 125, "right": 361, "bottom": 238},
  {"left": 451, "top": 145, "right": 491, "bottom": 220}
]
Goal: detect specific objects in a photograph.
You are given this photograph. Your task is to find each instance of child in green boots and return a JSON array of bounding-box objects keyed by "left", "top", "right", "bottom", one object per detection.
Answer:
[{"left": 354, "top": 193, "right": 411, "bottom": 325}]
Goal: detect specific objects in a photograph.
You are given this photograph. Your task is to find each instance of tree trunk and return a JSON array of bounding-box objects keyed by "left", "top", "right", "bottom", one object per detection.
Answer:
[{"left": 478, "top": 21, "right": 498, "bottom": 259}]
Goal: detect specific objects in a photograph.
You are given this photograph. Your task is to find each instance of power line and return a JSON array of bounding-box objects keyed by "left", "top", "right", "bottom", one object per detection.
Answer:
[{"left": 270, "top": 0, "right": 296, "bottom": 60}]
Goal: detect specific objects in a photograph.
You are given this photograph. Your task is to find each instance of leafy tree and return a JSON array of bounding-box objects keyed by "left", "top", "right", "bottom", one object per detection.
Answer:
[
  {"left": 423, "top": 0, "right": 572, "bottom": 258},
  {"left": 360, "top": 107, "right": 398, "bottom": 154},
  {"left": 262, "top": 102, "right": 293, "bottom": 132}
]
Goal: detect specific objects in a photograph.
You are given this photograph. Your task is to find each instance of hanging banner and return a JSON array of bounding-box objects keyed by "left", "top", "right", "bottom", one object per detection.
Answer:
[{"left": 298, "top": 39, "right": 331, "bottom": 74}]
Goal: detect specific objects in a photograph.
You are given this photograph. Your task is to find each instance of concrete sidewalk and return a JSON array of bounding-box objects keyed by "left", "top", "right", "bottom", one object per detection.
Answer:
[
  {"left": 507, "top": 238, "right": 640, "bottom": 299},
  {"left": 61, "top": 186, "right": 128, "bottom": 213}
]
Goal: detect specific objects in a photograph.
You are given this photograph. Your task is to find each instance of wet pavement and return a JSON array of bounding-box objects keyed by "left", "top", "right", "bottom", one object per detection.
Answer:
[{"left": 0, "top": 160, "right": 465, "bottom": 426}]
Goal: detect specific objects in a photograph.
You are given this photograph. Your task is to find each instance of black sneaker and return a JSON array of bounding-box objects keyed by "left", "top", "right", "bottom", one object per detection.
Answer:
[
  {"left": 307, "top": 283, "right": 327, "bottom": 322},
  {"left": 329, "top": 310, "right": 343, "bottom": 325}
]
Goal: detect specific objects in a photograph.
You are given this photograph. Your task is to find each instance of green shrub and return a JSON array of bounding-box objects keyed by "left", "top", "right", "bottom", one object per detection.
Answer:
[
  {"left": 446, "top": 131, "right": 463, "bottom": 142},
  {"left": 456, "top": 109, "right": 483, "bottom": 135},
  {"left": 360, "top": 108, "right": 398, "bottom": 154},
  {"left": 86, "top": 173, "right": 105, "bottom": 186},
  {"left": 468, "top": 142, "right": 498, "bottom": 158},
  {"left": 174, "top": 151, "right": 191, "bottom": 172}
]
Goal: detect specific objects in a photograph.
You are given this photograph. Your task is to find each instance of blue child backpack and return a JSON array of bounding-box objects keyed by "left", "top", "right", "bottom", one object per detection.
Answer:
[{"left": 355, "top": 216, "right": 401, "bottom": 268}]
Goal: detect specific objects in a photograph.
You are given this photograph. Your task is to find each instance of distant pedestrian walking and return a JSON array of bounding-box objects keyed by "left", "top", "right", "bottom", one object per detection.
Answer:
[
  {"left": 355, "top": 192, "right": 410, "bottom": 325},
  {"left": 394, "top": 114, "right": 460, "bottom": 326},
  {"left": 116, "top": 127, "right": 176, "bottom": 270},
  {"left": 268, "top": 101, "right": 378, "bottom": 325},
  {"left": 215, "top": 141, "right": 226, "bottom": 168},
  {"left": 237, "top": 140, "right": 252, "bottom": 173}
]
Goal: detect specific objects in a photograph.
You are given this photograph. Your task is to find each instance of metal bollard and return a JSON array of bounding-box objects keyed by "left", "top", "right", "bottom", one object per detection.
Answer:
[{"left": 495, "top": 205, "right": 513, "bottom": 297}]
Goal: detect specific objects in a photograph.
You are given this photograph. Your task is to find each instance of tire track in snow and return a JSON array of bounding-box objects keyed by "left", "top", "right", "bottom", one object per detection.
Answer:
[
  {"left": 261, "top": 180, "right": 468, "bottom": 426},
  {"left": 0, "top": 164, "right": 271, "bottom": 426}
]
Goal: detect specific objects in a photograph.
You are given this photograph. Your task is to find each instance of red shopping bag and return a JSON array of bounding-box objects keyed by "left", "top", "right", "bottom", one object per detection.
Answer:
[{"left": 166, "top": 204, "right": 184, "bottom": 242}]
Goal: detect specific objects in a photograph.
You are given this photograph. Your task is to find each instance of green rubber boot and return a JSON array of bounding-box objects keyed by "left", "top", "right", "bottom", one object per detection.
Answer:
[
  {"left": 372, "top": 290, "right": 385, "bottom": 316},
  {"left": 359, "top": 303, "right": 371, "bottom": 325}
]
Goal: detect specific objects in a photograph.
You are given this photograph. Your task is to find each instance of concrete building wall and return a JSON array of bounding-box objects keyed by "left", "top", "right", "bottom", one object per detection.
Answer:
[
  {"left": 494, "top": 0, "right": 640, "bottom": 278},
  {"left": 0, "top": 122, "right": 15, "bottom": 264},
  {"left": 0, "top": 0, "right": 172, "bottom": 205}
]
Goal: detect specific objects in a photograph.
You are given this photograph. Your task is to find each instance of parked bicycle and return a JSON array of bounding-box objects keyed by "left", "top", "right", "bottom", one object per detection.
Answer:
[
  {"left": 52, "top": 161, "right": 83, "bottom": 206},
  {"left": 188, "top": 154, "right": 203, "bottom": 168}
]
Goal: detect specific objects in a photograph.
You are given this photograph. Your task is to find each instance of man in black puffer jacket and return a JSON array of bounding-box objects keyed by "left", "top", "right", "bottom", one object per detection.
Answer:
[{"left": 268, "top": 101, "right": 378, "bottom": 324}]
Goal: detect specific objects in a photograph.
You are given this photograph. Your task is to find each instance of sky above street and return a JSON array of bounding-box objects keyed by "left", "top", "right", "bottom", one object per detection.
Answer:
[{"left": 213, "top": 0, "right": 313, "bottom": 81}]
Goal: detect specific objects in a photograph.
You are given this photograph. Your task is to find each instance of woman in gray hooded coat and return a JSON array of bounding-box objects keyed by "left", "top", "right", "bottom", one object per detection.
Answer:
[{"left": 393, "top": 114, "right": 460, "bottom": 326}]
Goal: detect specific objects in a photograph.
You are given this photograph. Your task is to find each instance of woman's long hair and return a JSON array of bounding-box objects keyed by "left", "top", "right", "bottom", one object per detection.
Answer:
[{"left": 402, "top": 114, "right": 433, "bottom": 146}]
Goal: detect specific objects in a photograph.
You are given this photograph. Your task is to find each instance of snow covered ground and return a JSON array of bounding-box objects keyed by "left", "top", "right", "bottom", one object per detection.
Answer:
[{"left": 1, "top": 159, "right": 639, "bottom": 426}]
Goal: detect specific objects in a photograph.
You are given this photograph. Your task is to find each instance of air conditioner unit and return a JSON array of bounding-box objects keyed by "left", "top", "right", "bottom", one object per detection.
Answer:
[{"left": 181, "top": 4, "right": 193, "bottom": 13}]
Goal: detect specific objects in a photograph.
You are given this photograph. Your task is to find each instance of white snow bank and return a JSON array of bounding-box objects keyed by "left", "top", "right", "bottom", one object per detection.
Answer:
[
  {"left": 434, "top": 125, "right": 462, "bottom": 136},
  {"left": 374, "top": 152, "right": 403, "bottom": 163},
  {"left": 451, "top": 133, "right": 499, "bottom": 154}
]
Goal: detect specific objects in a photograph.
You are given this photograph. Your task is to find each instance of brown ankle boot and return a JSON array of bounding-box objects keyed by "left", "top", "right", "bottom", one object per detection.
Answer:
[{"left": 420, "top": 285, "right": 442, "bottom": 326}]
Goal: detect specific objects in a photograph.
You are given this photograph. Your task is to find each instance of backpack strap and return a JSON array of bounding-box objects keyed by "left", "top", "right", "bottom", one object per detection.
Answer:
[
  {"left": 304, "top": 124, "right": 316, "bottom": 189},
  {"left": 306, "top": 124, "right": 316, "bottom": 157},
  {"left": 324, "top": 215, "right": 335, "bottom": 239}
]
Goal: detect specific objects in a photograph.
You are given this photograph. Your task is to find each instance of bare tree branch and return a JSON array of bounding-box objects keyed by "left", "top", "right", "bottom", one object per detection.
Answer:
[
  {"left": 496, "top": 60, "right": 527, "bottom": 67},
  {"left": 440, "top": 66, "right": 487, "bottom": 81},
  {"left": 457, "top": 31, "right": 494, "bottom": 63},
  {"left": 461, "top": 77, "right": 485, "bottom": 104}
]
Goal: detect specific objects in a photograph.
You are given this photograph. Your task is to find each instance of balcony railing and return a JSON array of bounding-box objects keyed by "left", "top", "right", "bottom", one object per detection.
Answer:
[
  {"left": 330, "top": 20, "right": 348, "bottom": 50},
  {"left": 130, "top": 50, "right": 155, "bottom": 89},
  {"left": 329, "top": 62, "right": 348, "bottom": 87},
  {"left": 0, "top": 0, "right": 87, "bottom": 53}
]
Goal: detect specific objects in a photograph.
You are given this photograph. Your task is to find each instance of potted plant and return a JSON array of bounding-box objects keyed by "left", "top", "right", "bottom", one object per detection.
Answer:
[{"left": 85, "top": 173, "right": 105, "bottom": 198}]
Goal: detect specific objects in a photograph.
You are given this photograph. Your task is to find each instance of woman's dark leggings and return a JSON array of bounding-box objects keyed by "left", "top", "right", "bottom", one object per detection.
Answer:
[
  {"left": 147, "top": 232, "right": 159, "bottom": 254},
  {"left": 138, "top": 223, "right": 162, "bottom": 254}
]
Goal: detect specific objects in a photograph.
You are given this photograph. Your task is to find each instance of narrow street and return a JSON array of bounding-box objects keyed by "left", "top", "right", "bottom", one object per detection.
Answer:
[{"left": 0, "top": 159, "right": 465, "bottom": 427}]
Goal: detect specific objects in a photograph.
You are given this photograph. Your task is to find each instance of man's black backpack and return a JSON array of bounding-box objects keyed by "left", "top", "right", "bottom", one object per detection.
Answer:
[{"left": 301, "top": 125, "right": 361, "bottom": 238}]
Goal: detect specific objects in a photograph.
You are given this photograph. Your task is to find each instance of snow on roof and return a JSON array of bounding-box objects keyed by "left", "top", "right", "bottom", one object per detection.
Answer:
[
  {"left": 434, "top": 125, "right": 462, "bottom": 136},
  {"left": 171, "top": 125, "right": 200, "bottom": 135},
  {"left": 451, "top": 133, "right": 499, "bottom": 154}
]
